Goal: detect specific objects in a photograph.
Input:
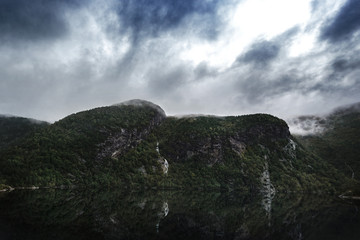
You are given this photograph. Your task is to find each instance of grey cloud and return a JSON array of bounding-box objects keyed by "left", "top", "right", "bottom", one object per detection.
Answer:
[
  {"left": 147, "top": 65, "right": 189, "bottom": 97},
  {"left": 102, "top": 0, "right": 229, "bottom": 84},
  {"left": 235, "top": 27, "right": 299, "bottom": 67},
  {"left": 1, "top": 0, "right": 360, "bottom": 123},
  {"left": 275, "top": 26, "right": 300, "bottom": 41},
  {"left": 231, "top": 36, "right": 360, "bottom": 110},
  {"left": 318, "top": 45, "right": 360, "bottom": 91},
  {"left": 0, "top": 0, "right": 84, "bottom": 44},
  {"left": 320, "top": 0, "right": 360, "bottom": 42},
  {"left": 193, "top": 62, "right": 218, "bottom": 80},
  {"left": 229, "top": 17, "right": 360, "bottom": 109},
  {"left": 236, "top": 40, "right": 280, "bottom": 67},
  {"left": 246, "top": 61, "right": 354, "bottom": 106},
  {"left": 100, "top": 0, "right": 360, "bottom": 119},
  {"left": 297, "top": 51, "right": 360, "bottom": 99},
  {"left": 234, "top": 71, "right": 301, "bottom": 105},
  {"left": 331, "top": 58, "right": 360, "bottom": 72},
  {"left": 309, "top": 80, "right": 360, "bottom": 101},
  {"left": 332, "top": 59, "right": 350, "bottom": 72},
  {"left": 114, "top": 0, "right": 223, "bottom": 43}
]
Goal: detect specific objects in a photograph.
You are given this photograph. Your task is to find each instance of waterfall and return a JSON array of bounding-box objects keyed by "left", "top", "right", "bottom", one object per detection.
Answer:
[{"left": 156, "top": 141, "right": 169, "bottom": 175}]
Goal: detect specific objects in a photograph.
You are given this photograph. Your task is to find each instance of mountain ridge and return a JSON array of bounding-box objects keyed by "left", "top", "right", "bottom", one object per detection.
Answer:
[{"left": 0, "top": 100, "right": 357, "bottom": 194}]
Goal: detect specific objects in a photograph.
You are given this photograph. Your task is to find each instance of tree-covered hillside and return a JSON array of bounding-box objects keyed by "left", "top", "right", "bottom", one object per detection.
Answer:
[
  {"left": 294, "top": 103, "right": 360, "bottom": 185},
  {"left": 0, "top": 100, "right": 356, "bottom": 193},
  {"left": 0, "top": 115, "right": 49, "bottom": 150},
  {"left": 0, "top": 100, "right": 166, "bottom": 188},
  {"left": 152, "top": 114, "right": 344, "bottom": 192}
]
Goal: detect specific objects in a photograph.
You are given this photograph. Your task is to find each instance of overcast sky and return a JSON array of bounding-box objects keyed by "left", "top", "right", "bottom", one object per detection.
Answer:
[{"left": 1, "top": 0, "right": 360, "bottom": 122}]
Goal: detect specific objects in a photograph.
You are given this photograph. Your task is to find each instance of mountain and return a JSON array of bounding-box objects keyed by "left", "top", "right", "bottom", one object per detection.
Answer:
[
  {"left": 0, "top": 100, "right": 166, "bottom": 188},
  {"left": 0, "top": 115, "right": 49, "bottom": 150},
  {"left": 0, "top": 100, "right": 355, "bottom": 193},
  {"left": 291, "top": 102, "right": 360, "bottom": 190}
]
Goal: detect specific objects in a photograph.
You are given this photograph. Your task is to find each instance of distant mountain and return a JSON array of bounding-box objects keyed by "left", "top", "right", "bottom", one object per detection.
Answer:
[
  {"left": 0, "top": 100, "right": 356, "bottom": 193},
  {"left": 0, "top": 115, "right": 49, "bottom": 150},
  {"left": 291, "top": 102, "right": 360, "bottom": 191}
]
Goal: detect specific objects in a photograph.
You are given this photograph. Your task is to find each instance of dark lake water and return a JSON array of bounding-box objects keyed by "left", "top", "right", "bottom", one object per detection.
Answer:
[{"left": 0, "top": 189, "right": 359, "bottom": 240}]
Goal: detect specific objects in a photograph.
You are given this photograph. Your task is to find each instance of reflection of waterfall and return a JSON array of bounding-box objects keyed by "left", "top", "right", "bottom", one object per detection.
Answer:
[
  {"left": 345, "top": 162, "right": 355, "bottom": 179},
  {"left": 262, "top": 197, "right": 273, "bottom": 227},
  {"left": 157, "top": 142, "right": 169, "bottom": 174},
  {"left": 156, "top": 201, "right": 169, "bottom": 233},
  {"left": 290, "top": 223, "right": 303, "bottom": 240},
  {"left": 261, "top": 159, "right": 275, "bottom": 226},
  {"left": 156, "top": 142, "right": 160, "bottom": 153},
  {"left": 163, "top": 202, "right": 169, "bottom": 217},
  {"left": 163, "top": 159, "right": 169, "bottom": 175}
]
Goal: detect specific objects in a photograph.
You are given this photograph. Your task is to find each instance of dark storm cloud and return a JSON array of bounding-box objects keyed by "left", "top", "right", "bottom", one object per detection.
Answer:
[
  {"left": 332, "top": 59, "right": 350, "bottom": 72},
  {"left": 331, "top": 57, "right": 360, "bottom": 72},
  {"left": 320, "top": 0, "right": 360, "bottom": 42},
  {"left": 235, "top": 27, "right": 299, "bottom": 67},
  {"left": 238, "top": 40, "right": 280, "bottom": 66},
  {"left": 0, "top": 0, "right": 83, "bottom": 44},
  {"left": 115, "top": 0, "right": 222, "bottom": 43}
]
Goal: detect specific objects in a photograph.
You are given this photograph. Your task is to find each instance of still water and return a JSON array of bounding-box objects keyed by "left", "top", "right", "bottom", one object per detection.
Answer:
[{"left": 0, "top": 189, "right": 359, "bottom": 239}]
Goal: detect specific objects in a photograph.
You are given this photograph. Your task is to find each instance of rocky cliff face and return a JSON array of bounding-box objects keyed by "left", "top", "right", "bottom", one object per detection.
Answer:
[
  {"left": 96, "top": 105, "right": 166, "bottom": 161},
  {"left": 158, "top": 115, "right": 290, "bottom": 166}
]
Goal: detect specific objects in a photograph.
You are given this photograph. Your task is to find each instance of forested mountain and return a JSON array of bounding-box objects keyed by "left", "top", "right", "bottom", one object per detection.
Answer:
[
  {"left": 293, "top": 102, "right": 360, "bottom": 187},
  {"left": 0, "top": 100, "right": 357, "bottom": 194}
]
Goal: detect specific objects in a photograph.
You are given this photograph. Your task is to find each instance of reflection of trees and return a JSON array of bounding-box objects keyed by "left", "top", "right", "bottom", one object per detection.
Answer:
[{"left": 0, "top": 190, "right": 359, "bottom": 239}]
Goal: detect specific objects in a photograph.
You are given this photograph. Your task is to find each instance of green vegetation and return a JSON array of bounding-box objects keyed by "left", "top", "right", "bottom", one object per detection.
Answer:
[
  {"left": 151, "top": 114, "right": 342, "bottom": 192},
  {"left": 0, "top": 104, "right": 165, "bottom": 188},
  {"left": 294, "top": 103, "right": 360, "bottom": 194},
  {"left": 0, "top": 116, "right": 48, "bottom": 150},
  {"left": 0, "top": 100, "right": 358, "bottom": 193}
]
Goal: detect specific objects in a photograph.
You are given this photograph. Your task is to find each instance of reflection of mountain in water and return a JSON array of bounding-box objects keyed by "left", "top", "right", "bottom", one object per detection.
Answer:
[{"left": 0, "top": 190, "right": 359, "bottom": 239}]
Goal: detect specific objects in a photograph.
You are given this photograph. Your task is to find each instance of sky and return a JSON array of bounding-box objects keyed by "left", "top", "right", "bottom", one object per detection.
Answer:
[{"left": 1, "top": 0, "right": 360, "bottom": 122}]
